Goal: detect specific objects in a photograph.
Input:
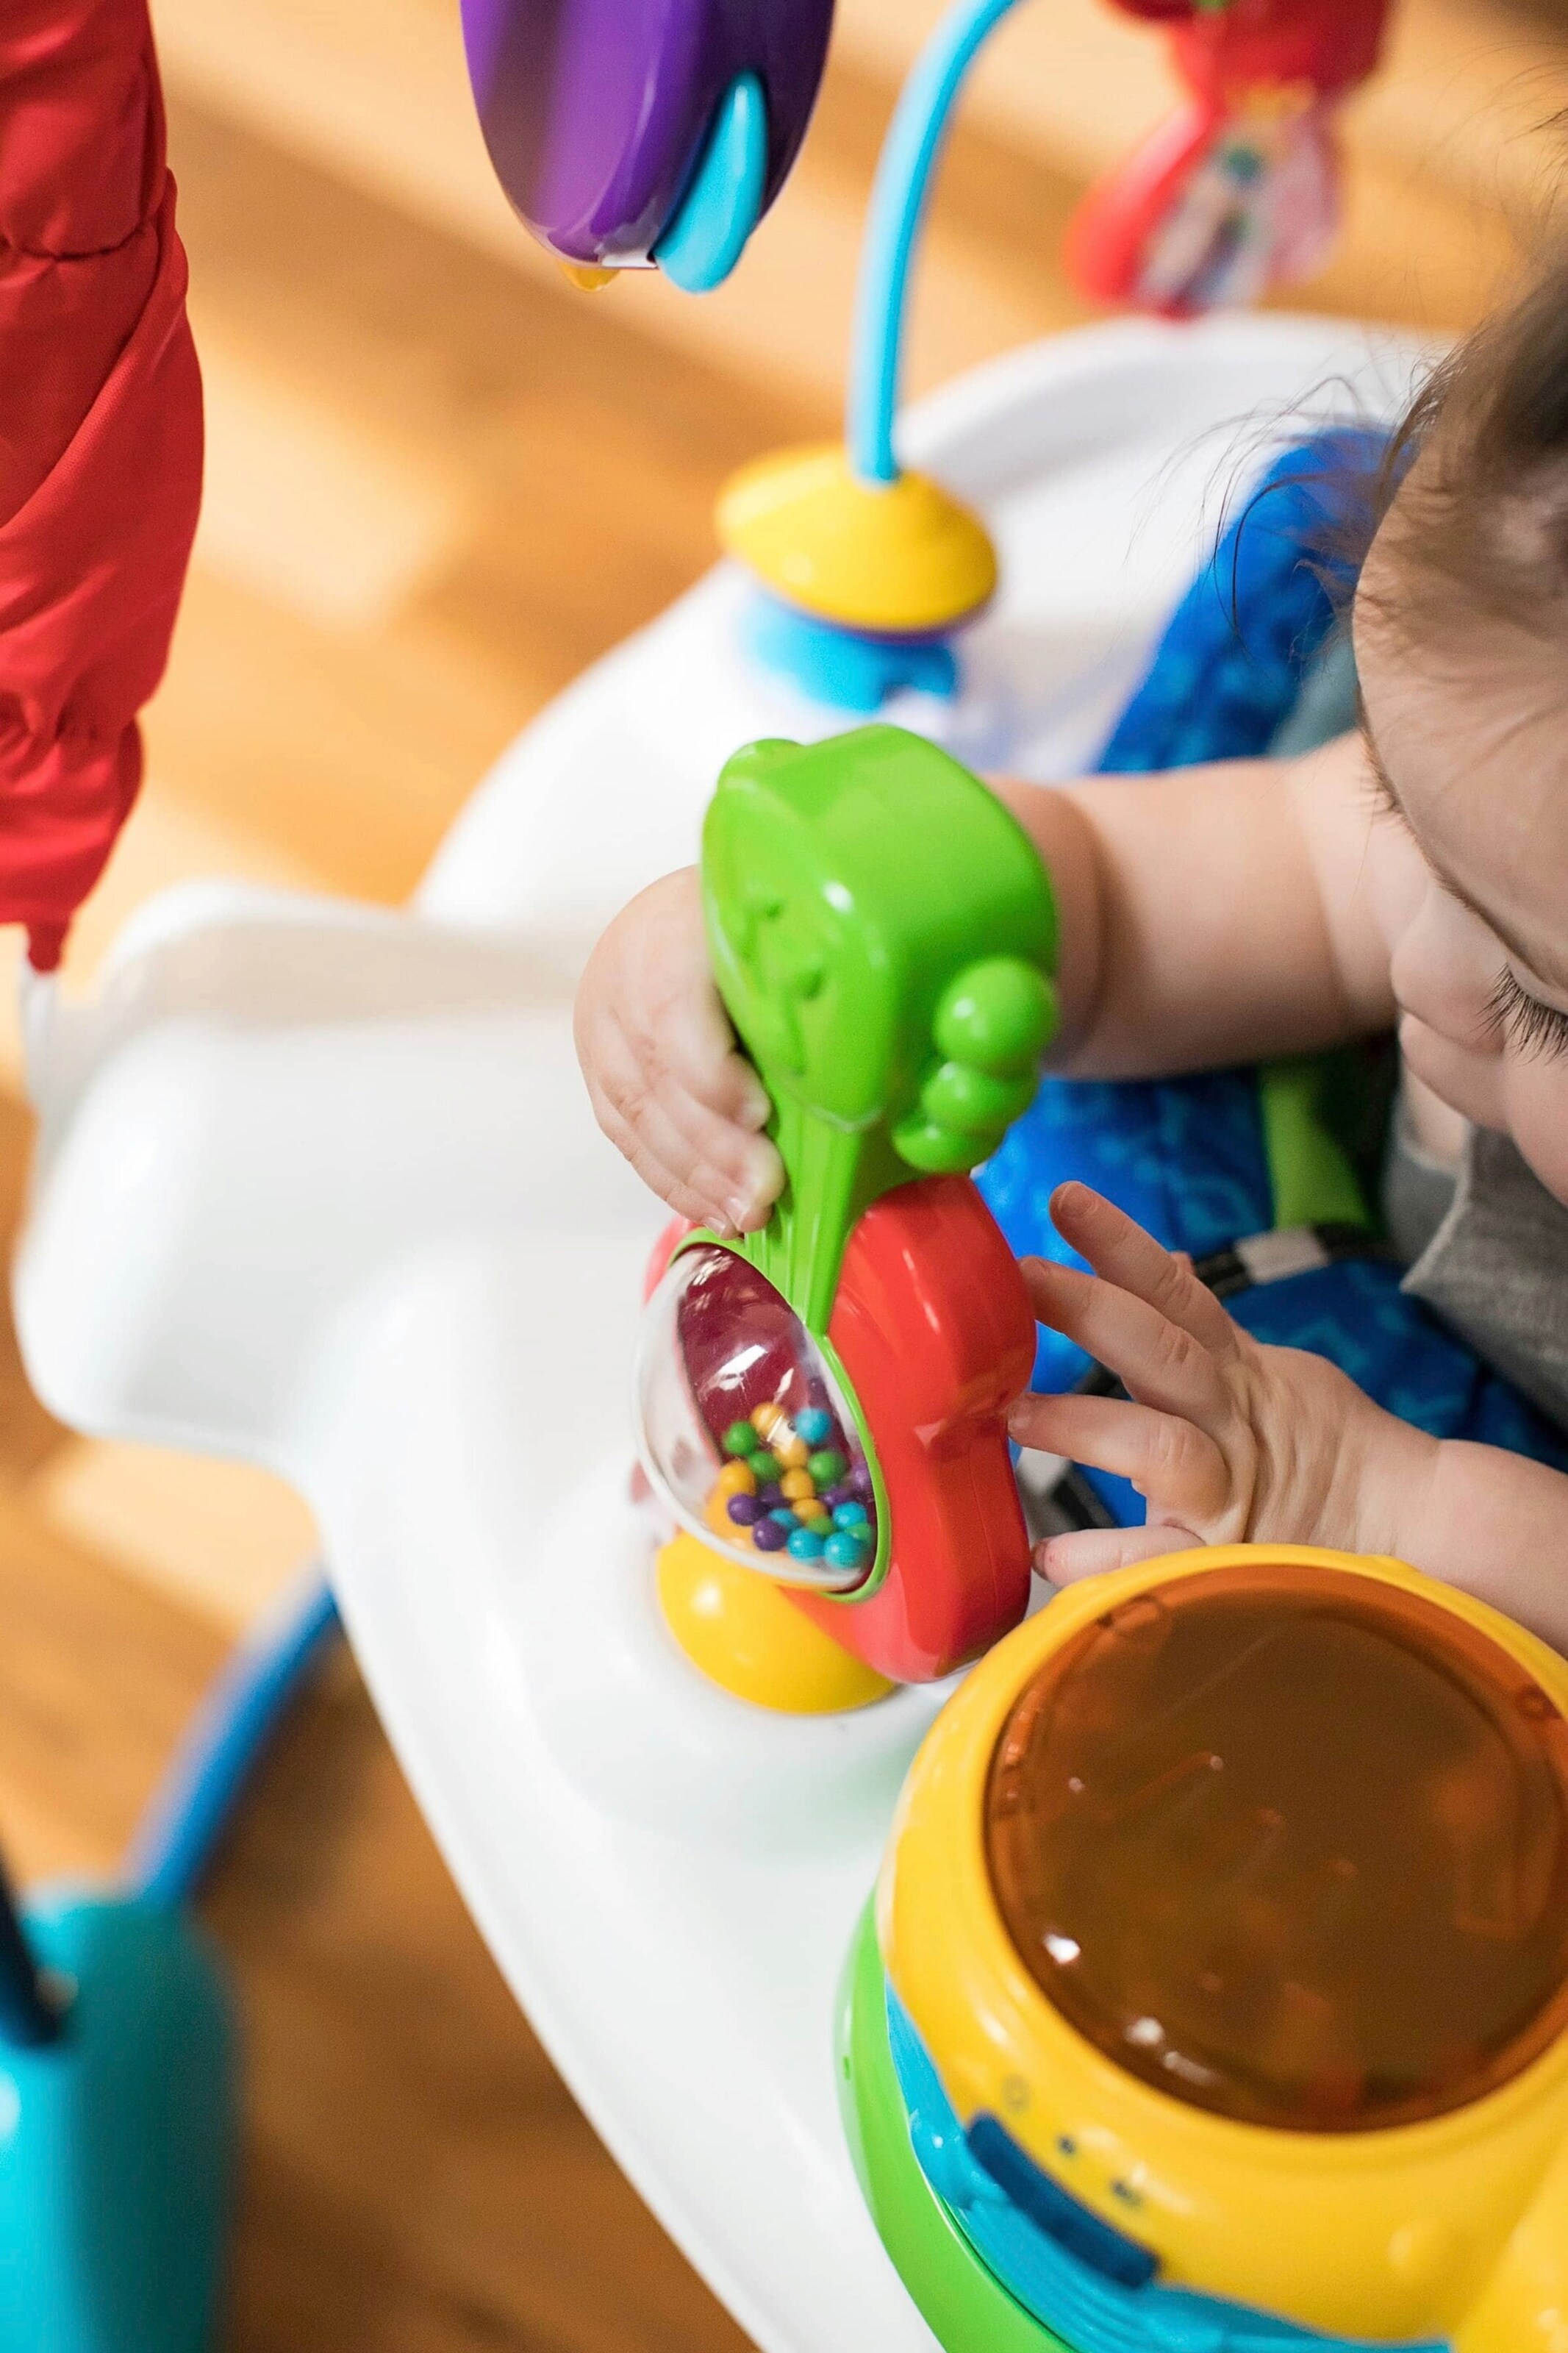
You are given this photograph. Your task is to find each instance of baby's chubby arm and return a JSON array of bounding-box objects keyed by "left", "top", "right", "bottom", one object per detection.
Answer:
[
  {"left": 1013, "top": 1182, "right": 1568, "bottom": 1657},
  {"left": 1003, "top": 727, "right": 1395, "bottom": 1076},
  {"left": 573, "top": 730, "right": 1395, "bottom": 1230}
]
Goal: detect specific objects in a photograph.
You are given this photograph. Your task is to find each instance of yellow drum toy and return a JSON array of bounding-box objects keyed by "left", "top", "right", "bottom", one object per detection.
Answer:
[{"left": 840, "top": 1547, "right": 1568, "bottom": 2352}]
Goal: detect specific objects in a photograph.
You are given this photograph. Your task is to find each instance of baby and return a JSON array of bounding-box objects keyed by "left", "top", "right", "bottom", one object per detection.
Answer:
[{"left": 576, "top": 259, "right": 1568, "bottom": 1655}]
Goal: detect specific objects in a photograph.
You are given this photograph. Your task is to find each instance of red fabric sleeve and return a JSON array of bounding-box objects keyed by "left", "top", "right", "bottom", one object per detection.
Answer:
[{"left": 0, "top": 0, "right": 202, "bottom": 971}]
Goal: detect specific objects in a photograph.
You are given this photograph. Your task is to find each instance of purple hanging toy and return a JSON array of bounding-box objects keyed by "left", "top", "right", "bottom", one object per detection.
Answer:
[{"left": 460, "top": 0, "right": 835, "bottom": 288}]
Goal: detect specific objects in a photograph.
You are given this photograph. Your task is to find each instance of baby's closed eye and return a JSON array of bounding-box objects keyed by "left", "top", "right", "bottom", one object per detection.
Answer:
[{"left": 1487, "top": 967, "right": 1568, "bottom": 1061}]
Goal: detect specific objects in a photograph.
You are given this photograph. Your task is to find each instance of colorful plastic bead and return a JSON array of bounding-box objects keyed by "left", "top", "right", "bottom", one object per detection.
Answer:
[
  {"left": 780, "top": 1467, "right": 815, "bottom": 1501},
  {"left": 753, "top": 1516, "right": 788, "bottom": 1552},
  {"left": 775, "top": 1434, "right": 809, "bottom": 1470},
  {"left": 820, "top": 1483, "right": 850, "bottom": 1510},
  {"left": 715, "top": 1460, "right": 758, "bottom": 1499},
  {"left": 759, "top": 1482, "right": 784, "bottom": 1508},
  {"left": 787, "top": 1527, "right": 826, "bottom": 1562},
  {"left": 824, "top": 1529, "right": 871, "bottom": 1571},
  {"left": 832, "top": 1501, "right": 869, "bottom": 1529},
  {"left": 795, "top": 1407, "right": 834, "bottom": 1446},
  {"left": 793, "top": 1499, "right": 828, "bottom": 1524},
  {"left": 770, "top": 1508, "right": 798, "bottom": 1527},
  {"left": 727, "top": 1493, "right": 762, "bottom": 1526},
  {"left": 807, "top": 1449, "right": 847, "bottom": 1487},
  {"left": 722, "top": 1421, "right": 756, "bottom": 1456},
  {"left": 751, "top": 1401, "right": 786, "bottom": 1437},
  {"left": 747, "top": 1450, "right": 781, "bottom": 1483}
]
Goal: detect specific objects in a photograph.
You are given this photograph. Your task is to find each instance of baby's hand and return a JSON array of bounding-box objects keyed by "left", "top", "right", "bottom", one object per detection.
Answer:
[
  {"left": 1009, "top": 1182, "right": 1433, "bottom": 1584},
  {"left": 574, "top": 868, "right": 784, "bottom": 1235}
]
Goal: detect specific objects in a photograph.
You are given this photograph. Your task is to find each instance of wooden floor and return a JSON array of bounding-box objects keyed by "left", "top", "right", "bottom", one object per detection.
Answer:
[{"left": 4, "top": 1, "right": 1568, "bottom": 2343}]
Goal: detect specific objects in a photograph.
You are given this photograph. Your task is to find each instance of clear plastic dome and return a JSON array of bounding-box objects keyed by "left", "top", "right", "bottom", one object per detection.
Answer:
[
  {"left": 634, "top": 1243, "right": 878, "bottom": 1594},
  {"left": 986, "top": 1563, "right": 1568, "bottom": 2131}
]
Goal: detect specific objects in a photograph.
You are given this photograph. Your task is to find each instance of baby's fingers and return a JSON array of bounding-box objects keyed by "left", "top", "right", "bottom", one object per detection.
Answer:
[
  {"left": 1049, "top": 1182, "right": 1239, "bottom": 1360},
  {"left": 1035, "top": 1523, "right": 1201, "bottom": 1585},
  {"left": 645, "top": 973, "right": 773, "bottom": 1133},
  {"left": 656, "top": 1076, "right": 783, "bottom": 1229},
  {"left": 1022, "top": 1254, "right": 1233, "bottom": 1432},
  {"left": 1009, "top": 1389, "right": 1231, "bottom": 1527},
  {"left": 590, "top": 1085, "right": 744, "bottom": 1233},
  {"left": 612, "top": 867, "right": 770, "bottom": 1131},
  {"left": 587, "top": 1025, "right": 780, "bottom": 1231}
]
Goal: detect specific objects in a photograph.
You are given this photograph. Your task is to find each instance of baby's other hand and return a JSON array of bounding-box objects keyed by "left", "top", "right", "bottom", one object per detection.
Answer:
[
  {"left": 574, "top": 868, "right": 784, "bottom": 1235},
  {"left": 1009, "top": 1182, "right": 1431, "bottom": 1584}
]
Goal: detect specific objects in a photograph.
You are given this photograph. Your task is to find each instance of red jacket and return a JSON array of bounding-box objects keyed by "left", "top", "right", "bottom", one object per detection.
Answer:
[{"left": 0, "top": 0, "right": 201, "bottom": 970}]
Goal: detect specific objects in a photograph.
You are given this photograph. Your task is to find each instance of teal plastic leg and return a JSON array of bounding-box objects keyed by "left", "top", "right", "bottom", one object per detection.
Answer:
[{"left": 0, "top": 1894, "right": 236, "bottom": 2353}]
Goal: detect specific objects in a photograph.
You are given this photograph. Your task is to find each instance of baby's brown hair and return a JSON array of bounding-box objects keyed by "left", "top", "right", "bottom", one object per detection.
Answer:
[{"left": 1367, "top": 255, "right": 1568, "bottom": 642}]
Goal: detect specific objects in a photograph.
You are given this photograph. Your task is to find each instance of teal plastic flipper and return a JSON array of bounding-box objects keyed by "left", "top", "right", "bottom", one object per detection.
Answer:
[
  {"left": 654, "top": 74, "right": 769, "bottom": 293},
  {"left": 702, "top": 724, "right": 1057, "bottom": 1331},
  {"left": 0, "top": 1894, "right": 235, "bottom": 2353}
]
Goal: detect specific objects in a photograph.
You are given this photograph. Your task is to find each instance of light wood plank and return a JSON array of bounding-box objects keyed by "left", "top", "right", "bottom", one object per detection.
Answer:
[
  {"left": 25, "top": 1441, "right": 320, "bottom": 1633},
  {"left": 0, "top": 1506, "right": 750, "bottom": 2353}
]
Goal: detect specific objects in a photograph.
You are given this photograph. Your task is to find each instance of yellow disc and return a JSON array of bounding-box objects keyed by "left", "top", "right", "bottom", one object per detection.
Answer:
[
  {"left": 715, "top": 442, "right": 998, "bottom": 634},
  {"left": 656, "top": 1530, "right": 894, "bottom": 1715},
  {"left": 558, "top": 260, "right": 617, "bottom": 292}
]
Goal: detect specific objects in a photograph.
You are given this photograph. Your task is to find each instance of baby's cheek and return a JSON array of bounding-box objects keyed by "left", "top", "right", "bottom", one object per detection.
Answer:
[
  {"left": 1386, "top": 880, "right": 1500, "bottom": 1054},
  {"left": 1501, "top": 1063, "right": 1568, "bottom": 1210},
  {"left": 1389, "top": 929, "right": 1494, "bottom": 1051},
  {"left": 1397, "top": 1014, "right": 1506, "bottom": 1132}
]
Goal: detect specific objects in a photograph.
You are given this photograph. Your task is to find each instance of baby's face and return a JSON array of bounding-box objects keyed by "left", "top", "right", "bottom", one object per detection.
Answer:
[{"left": 1353, "top": 575, "right": 1568, "bottom": 1204}]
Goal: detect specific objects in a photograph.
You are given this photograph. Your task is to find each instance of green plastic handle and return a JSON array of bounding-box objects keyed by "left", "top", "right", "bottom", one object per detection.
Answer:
[{"left": 701, "top": 724, "right": 1058, "bottom": 1332}]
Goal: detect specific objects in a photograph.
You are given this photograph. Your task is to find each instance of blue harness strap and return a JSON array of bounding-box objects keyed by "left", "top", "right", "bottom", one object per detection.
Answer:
[{"left": 977, "top": 431, "right": 1568, "bottom": 1520}]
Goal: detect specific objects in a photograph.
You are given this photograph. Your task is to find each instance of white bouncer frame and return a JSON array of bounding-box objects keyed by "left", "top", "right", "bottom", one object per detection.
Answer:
[{"left": 15, "top": 316, "right": 1427, "bottom": 2353}]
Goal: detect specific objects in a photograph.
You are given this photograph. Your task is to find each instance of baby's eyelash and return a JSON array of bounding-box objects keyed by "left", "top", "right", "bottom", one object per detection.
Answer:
[
  {"left": 1487, "top": 967, "right": 1568, "bottom": 1060},
  {"left": 1362, "top": 764, "right": 1398, "bottom": 820},
  {"left": 1355, "top": 724, "right": 1402, "bottom": 822}
]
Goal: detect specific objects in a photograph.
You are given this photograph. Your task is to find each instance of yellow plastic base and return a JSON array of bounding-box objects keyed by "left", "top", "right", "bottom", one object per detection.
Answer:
[
  {"left": 656, "top": 1531, "right": 895, "bottom": 1715},
  {"left": 715, "top": 443, "right": 998, "bottom": 635}
]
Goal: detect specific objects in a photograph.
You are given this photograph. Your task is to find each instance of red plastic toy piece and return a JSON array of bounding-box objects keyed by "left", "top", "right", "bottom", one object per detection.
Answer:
[
  {"left": 798, "top": 1174, "right": 1034, "bottom": 1683},
  {"left": 0, "top": 0, "right": 202, "bottom": 971},
  {"left": 648, "top": 1176, "right": 1036, "bottom": 1686},
  {"left": 1065, "top": 0, "right": 1392, "bottom": 317}
]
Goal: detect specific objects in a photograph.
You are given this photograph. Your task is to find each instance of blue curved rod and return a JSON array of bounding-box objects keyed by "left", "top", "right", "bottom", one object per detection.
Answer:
[
  {"left": 128, "top": 1569, "right": 340, "bottom": 1911},
  {"left": 848, "top": 0, "right": 1029, "bottom": 485}
]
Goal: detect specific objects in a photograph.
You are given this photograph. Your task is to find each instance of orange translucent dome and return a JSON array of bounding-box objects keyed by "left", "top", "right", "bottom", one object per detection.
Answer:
[{"left": 985, "top": 1563, "right": 1568, "bottom": 2132}]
